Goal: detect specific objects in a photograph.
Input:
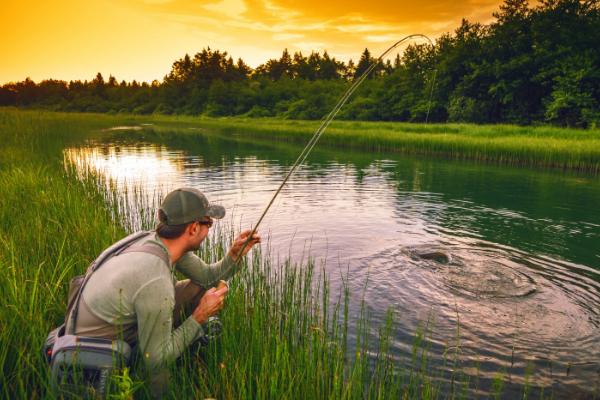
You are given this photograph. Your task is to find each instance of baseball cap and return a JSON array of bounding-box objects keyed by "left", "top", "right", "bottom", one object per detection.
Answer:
[{"left": 159, "top": 188, "right": 225, "bottom": 225}]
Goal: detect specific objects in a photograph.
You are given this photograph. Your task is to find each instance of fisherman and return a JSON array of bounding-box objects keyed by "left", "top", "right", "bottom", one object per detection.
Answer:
[{"left": 66, "top": 187, "right": 261, "bottom": 394}]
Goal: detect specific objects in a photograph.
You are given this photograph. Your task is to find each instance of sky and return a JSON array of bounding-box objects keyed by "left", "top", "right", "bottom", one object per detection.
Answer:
[{"left": 0, "top": 0, "right": 504, "bottom": 84}]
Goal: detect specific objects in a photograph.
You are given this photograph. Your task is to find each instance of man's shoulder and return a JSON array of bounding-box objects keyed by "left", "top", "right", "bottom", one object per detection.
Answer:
[
  {"left": 120, "top": 232, "right": 170, "bottom": 267},
  {"left": 96, "top": 232, "right": 172, "bottom": 282}
]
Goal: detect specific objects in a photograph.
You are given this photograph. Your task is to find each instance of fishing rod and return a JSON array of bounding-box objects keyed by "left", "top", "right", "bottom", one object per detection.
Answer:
[{"left": 233, "top": 34, "right": 435, "bottom": 262}]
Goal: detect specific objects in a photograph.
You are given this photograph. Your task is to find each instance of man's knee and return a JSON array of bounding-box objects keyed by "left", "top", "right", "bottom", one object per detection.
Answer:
[
  {"left": 173, "top": 280, "right": 204, "bottom": 325},
  {"left": 174, "top": 279, "right": 203, "bottom": 305}
]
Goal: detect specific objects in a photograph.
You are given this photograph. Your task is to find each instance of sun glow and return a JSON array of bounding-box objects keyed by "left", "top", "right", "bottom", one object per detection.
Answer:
[
  {"left": 1, "top": 0, "right": 503, "bottom": 84},
  {"left": 64, "top": 143, "right": 184, "bottom": 191}
]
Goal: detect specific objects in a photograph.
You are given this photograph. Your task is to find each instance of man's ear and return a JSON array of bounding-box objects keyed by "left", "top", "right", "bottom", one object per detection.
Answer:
[{"left": 186, "top": 222, "right": 197, "bottom": 237}]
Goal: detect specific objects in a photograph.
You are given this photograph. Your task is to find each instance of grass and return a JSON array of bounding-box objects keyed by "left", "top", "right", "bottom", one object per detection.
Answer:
[
  {"left": 5, "top": 107, "right": 600, "bottom": 173},
  {"left": 138, "top": 114, "right": 600, "bottom": 174},
  {"left": 0, "top": 108, "right": 571, "bottom": 399},
  {"left": 0, "top": 109, "right": 129, "bottom": 399}
]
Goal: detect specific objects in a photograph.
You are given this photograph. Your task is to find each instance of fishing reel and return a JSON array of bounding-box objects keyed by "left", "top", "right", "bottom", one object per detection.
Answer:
[
  {"left": 198, "top": 316, "right": 223, "bottom": 346},
  {"left": 197, "top": 280, "right": 227, "bottom": 346}
]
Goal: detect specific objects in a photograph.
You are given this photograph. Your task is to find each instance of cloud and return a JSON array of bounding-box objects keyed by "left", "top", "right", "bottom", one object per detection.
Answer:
[
  {"left": 204, "top": 0, "right": 247, "bottom": 17},
  {"left": 265, "top": 0, "right": 501, "bottom": 24},
  {"left": 129, "top": 0, "right": 501, "bottom": 33},
  {"left": 365, "top": 34, "right": 405, "bottom": 43},
  {"left": 122, "top": 0, "right": 504, "bottom": 64},
  {"left": 273, "top": 33, "right": 304, "bottom": 41},
  {"left": 142, "top": 0, "right": 174, "bottom": 4}
]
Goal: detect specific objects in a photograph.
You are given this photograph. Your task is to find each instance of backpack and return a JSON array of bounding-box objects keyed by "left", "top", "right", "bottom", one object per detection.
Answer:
[{"left": 43, "top": 230, "right": 169, "bottom": 398}]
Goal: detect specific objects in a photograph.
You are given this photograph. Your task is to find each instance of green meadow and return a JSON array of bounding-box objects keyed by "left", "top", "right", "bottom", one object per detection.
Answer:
[{"left": 1, "top": 108, "right": 597, "bottom": 398}]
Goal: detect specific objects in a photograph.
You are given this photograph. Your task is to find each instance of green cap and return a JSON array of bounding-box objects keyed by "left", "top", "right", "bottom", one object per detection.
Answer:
[{"left": 159, "top": 188, "right": 225, "bottom": 225}]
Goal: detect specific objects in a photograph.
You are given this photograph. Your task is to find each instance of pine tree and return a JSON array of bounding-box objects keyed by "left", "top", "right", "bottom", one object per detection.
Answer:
[{"left": 354, "top": 48, "right": 375, "bottom": 79}]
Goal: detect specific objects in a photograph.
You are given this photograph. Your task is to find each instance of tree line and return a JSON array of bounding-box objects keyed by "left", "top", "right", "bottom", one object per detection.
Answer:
[{"left": 1, "top": 0, "right": 599, "bottom": 127}]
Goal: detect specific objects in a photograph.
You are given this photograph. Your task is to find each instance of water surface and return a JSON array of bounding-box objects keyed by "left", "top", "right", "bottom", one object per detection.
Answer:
[{"left": 65, "top": 128, "right": 600, "bottom": 397}]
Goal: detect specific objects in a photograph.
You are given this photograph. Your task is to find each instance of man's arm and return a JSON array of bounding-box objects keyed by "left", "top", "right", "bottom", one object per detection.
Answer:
[
  {"left": 133, "top": 277, "right": 204, "bottom": 369},
  {"left": 175, "top": 252, "right": 236, "bottom": 289},
  {"left": 175, "top": 230, "right": 261, "bottom": 288}
]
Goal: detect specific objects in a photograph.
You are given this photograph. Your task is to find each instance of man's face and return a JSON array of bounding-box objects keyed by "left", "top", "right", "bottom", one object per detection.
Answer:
[{"left": 188, "top": 217, "right": 213, "bottom": 251}]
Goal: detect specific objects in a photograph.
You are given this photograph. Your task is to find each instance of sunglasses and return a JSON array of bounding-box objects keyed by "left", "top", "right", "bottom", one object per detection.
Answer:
[{"left": 197, "top": 219, "right": 214, "bottom": 228}]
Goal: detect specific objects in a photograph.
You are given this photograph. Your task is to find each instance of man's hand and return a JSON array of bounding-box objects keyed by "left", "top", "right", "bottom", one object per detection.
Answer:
[
  {"left": 192, "top": 285, "right": 228, "bottom": 325},
  {"left": 228, "top": 229, "right": 261, "bottom": 261}
]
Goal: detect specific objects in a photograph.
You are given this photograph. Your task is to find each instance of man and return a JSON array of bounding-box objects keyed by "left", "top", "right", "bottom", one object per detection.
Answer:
[{"left": 67, "top": 187, "right": 260, "bottom": 392}]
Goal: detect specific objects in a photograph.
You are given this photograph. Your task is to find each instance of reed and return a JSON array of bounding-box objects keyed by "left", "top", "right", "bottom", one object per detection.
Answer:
[{"left": 0, "top": 109, "right": 129, "bottom": 398}]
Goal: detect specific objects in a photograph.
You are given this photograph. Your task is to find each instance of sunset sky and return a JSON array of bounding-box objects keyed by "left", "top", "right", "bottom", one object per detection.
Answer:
[{"left": 1, "top": 0, "right": 505, "bottom": 84}]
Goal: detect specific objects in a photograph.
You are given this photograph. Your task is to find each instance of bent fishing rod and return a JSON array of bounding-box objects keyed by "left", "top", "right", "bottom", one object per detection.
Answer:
[{"left": 232, "top": 34, "right": 435, "bottom": 263}]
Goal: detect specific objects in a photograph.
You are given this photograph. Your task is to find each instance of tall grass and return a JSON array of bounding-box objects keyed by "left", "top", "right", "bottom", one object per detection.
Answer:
[
  {"left": 142, "top": 115, "right": 600, "bottom": 174},
  {"left": 0, "top": 108, "right": 561, "bottom": 399},
  {"left": 0, "top": 109, "right": 130, "bottom": 398}
]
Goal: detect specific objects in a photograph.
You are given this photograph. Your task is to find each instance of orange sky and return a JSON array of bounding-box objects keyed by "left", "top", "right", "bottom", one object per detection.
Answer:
[{"left": 0, "top": 0, "right": 504, "bottom": 84}]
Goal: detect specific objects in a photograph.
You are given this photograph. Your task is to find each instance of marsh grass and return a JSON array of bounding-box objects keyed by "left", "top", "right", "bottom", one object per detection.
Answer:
[
  {"left": 0, "top": 108, "right": 564, "bottom": 399},
  {"left": 0, "top": 109, "right": 131, "bottom": 398},
  {"left": 142, "top": 116, "right": 600, "bottom": 174}
]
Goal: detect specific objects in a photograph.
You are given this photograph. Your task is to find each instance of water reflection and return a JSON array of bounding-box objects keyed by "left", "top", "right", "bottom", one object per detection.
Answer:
[
  {"left": 65, "top": 144, "right": 184, "bottom": 188},
  {"left": 64, "top": 133, "right": 600, "bottom": 397}
]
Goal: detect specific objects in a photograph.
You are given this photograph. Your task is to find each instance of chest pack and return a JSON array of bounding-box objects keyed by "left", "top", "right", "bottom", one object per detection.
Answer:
[{"left": 43, "top": 230, "right": 170, "bottom": 398}]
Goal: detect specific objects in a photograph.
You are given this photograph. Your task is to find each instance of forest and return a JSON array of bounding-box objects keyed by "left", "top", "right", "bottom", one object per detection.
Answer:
[{"left": 1, "top": 0, "right": 599, "bottom": 127}]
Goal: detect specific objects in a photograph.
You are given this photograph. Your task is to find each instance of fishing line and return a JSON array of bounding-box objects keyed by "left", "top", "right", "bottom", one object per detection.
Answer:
[
  {"left": 425, "top": 68, "right": 438, "bottom": 124},
  {"left": 234, "top": 34, "right": 435, "bottom": 261}
]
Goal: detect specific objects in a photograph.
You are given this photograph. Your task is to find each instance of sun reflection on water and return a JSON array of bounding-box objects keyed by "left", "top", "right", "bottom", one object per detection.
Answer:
[{"left": 64, "top": 143, "right": 183, "bottom": 191}]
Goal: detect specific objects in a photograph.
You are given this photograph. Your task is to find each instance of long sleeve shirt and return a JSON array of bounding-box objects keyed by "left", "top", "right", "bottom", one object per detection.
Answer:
[{"left": 74, "top": 232, "right": 236, "bottom": 370}]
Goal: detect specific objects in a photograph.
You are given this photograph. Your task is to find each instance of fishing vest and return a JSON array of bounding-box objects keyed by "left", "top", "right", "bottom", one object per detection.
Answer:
[{"left": 44, "top": 230, "right": 169, "bottom": 397}]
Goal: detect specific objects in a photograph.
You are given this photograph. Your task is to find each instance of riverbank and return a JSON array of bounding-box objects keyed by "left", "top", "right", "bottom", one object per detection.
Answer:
[
  {"left": 151, "top": 115, "right": 600, "bottom": 174},
  {"left": 4, "top": 108, "right": 600, "bottom": 173},
  {"left": 0, "top": 108, "right": 574, "bottom": 398}
]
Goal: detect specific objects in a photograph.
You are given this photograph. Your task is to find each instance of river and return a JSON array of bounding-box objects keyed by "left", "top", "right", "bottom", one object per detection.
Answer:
[{"left": 65, "top": 126, "right": 600, "bottom": 398}]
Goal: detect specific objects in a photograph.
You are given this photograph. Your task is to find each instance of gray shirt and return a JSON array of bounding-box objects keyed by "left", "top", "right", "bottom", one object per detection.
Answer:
[{"left": 74, "top": 232, "right": 236, "bottom": 369}]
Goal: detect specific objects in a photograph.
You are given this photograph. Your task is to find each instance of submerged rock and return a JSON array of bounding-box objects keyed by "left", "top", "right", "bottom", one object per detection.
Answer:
[
  {"left": 406, "top": 246, "right": 453, "bottom": 265},
  {"left": 415, "top": 250, "right": 451, "bottom": 264}
]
